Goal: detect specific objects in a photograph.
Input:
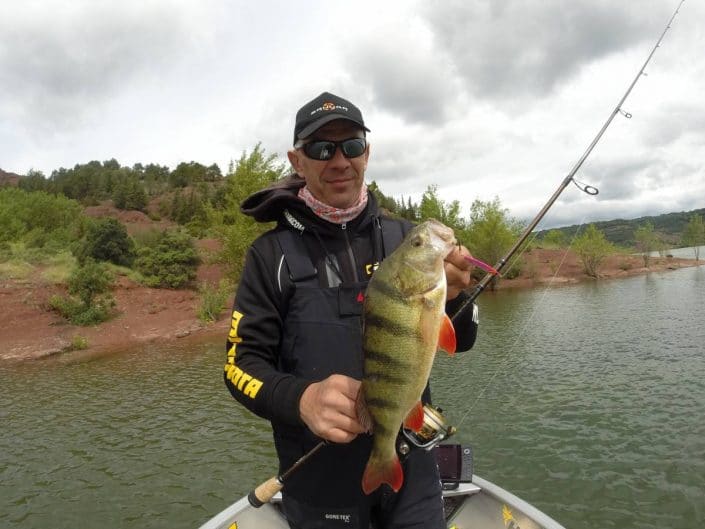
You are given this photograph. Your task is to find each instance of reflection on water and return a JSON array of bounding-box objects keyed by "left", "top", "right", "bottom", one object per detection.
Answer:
[{"left": 1, "top": 266, "right": 704, "bottom": 529}]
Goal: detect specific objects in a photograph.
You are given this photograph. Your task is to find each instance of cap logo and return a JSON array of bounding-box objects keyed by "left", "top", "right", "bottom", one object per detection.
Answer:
[{"left": 309, "top": 103, "right": 349, "bottom": 116}]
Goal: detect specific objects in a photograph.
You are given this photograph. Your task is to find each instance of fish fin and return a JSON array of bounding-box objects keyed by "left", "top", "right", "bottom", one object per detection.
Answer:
[
  {"left": 362, "top": 454, "right": 403, "bottom": 494},
  {"left": 403, "top": 401, "right": 425, "bottom": 432},
  {"left": 355, "top": 390, "right": 374, "bottom": 433},
  {"left": 438, "top": 313, "right": 456, "bottom": 355}
]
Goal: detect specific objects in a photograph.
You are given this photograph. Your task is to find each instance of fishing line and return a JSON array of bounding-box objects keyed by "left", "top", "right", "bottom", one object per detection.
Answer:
[
  {"left": 246, "top": 0, "right": 686, "bottom": 506},
  {"left": 451, "top": 0, "right": 684, "bottom": 318},
  {"left": 453, "top": 216, "right": 591, "bottom": 431},
  {"left": 451, "top": 0, "right": 686, "bottom": 428}
]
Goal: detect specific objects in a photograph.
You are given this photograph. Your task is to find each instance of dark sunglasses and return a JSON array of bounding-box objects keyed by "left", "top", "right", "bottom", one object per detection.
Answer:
[{"left": 300, "top": 138, "right": 367, "bottom": 161}]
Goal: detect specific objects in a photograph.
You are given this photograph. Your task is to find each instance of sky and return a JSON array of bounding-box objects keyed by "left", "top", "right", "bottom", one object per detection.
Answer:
[{"left": 1, "top": 0, "right": 703, "bottom": 229}]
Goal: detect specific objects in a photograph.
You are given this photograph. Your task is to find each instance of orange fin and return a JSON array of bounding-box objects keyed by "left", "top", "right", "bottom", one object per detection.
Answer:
[
  {"left": 438, "top": 313, "right": 456, "bottom": 355},
  {"left": 361, "top": 455, "right": 403, "bottom": 494},
  {"left": 403, "top": 401, "right": 425, "bottom": 431}
]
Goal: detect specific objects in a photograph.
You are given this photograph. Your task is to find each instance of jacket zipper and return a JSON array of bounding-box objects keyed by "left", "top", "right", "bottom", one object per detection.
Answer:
[{"left": 341, "top": 223, "right": 359, "bottom": 282}]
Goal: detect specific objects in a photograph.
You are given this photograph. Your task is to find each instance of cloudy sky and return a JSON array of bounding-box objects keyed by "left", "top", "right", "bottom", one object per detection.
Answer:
[{"left": 1, "top": 0, "right": 702, "bottom": 228}]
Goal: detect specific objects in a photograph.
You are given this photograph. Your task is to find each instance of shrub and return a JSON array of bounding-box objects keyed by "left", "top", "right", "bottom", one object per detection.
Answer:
[
  {"left": 503, "top": 257, "right": 524, "bottom": 280},
  {"left": 50, "top": 260, "right": 116, "bottom": 325},
  {"left": 70, "top": 335, "right": 89, "bottom": 350},
  {"left": 543, "top": 229, "right": 568, "bottom": 248},
  {"left": 0, "top": 187, "right": 83, "bottom": 247},
  {"left": 134, "top": 230, "right": 200, "bottom": 288},
  {"left": 197, "top": 279, "right": 232, "bottom": 323},
  {"left": 573, "top": 224, "right": 615, "bottom": 277},
  {"left": 75, "top": 217, "right": 136, "bottom": 267},
  {"left": 112, "top": 176, "right": 148, "bottom": 211}
]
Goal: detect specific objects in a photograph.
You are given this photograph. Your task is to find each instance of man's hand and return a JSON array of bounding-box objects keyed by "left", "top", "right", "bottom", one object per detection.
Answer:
[
  {"left": 299, "top": 374, "right": 366, "bottom": 443},
  {"left": 445, "top": 245, "right": 474, "bottom": 300}
]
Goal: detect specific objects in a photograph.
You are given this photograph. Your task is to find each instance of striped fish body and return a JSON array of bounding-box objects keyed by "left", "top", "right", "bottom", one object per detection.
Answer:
[{"left": 358, "top": 219, "right": 457, "bottom": 495}]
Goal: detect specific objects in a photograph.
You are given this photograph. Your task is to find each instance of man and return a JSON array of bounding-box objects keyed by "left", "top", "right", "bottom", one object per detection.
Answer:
[{"left": 224, "top": 92, "right": 479, "bottom": 528}]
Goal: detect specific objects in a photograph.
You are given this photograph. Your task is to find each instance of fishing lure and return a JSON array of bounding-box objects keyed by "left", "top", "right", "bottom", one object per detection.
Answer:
[{"left": 464, "top": 255, "right": 500, "bottom": 276}]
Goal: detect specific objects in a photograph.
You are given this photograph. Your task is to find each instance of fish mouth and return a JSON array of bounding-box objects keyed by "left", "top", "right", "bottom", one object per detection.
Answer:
[{"left": 426, "top": 221, "right": 457, "bottom": 256}]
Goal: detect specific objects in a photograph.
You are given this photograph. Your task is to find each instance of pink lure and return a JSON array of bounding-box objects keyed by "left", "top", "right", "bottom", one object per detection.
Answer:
[{"left": 464, "top": 255, "right": 500, "bottom": 276}]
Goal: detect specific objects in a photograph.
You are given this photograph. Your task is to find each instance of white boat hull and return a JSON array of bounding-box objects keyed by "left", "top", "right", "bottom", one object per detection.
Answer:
[{"left": 198, "top": 475, "right": 566, "bottom": 529}]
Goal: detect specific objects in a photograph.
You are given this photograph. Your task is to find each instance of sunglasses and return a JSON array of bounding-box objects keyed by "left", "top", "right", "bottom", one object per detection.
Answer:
[{"left": 299, "top": 138, "right": 367, "bottom": 161}]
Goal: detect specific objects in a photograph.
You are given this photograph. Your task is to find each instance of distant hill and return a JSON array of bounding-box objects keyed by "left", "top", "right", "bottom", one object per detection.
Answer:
[
  {"left": 0, "top": 168, "right": 23, "bottom": 186},
  {"left": 537, "top": 207, "right": 705, "bottom": 248}
]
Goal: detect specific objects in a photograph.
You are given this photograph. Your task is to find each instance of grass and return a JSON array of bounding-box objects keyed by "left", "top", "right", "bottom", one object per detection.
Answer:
[
  {"left": 0, "top": 259, "right": 35, "bottom": 280},
  {"left": 39, "top": 251, "right": 76, "bottom": 283},
  {"left": 70, "top": 335, "right": 89, "bottom": 350},
  {"left": 0, "top": 244, "right": 78, "bottom": 283},
  {"left": 197, "top": 279, "right": 232, "bottom": 323}
]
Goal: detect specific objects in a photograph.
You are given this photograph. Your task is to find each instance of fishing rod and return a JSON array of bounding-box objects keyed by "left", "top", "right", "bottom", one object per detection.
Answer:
[
  {"left": 247, "top": 441, "right": 326, "bottom": 506},
  {"left": 247, "top": 0, "right": 685, "bottom": 507},
  {"left": 453, "top": 0, "right": 685, "bottom": 320}
]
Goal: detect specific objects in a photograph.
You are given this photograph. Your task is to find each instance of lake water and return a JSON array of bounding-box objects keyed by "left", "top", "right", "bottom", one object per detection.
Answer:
[{"left": 1, "top": 265, "right": 703, "bottom": 529}]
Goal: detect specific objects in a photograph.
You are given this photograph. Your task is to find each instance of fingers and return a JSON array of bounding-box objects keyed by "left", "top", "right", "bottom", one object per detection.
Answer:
[
  {"left": 445, "top": 245, "right": 473, "bottom": 269},
  {"left": 445, "top": 245, "right": 473, "bottom": 300},
  {"left": 299, "top": 375, "right": 365, "bottom": 443}
]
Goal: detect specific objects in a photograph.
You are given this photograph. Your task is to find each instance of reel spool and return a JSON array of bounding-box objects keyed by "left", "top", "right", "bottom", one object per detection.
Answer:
[{"left": 398, "top": 405, "right": 456, "bottom": 454}]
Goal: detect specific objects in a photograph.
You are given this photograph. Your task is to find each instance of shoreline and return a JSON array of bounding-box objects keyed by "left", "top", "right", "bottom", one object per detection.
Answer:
[{"left": 1, "top": 250, "right": 701, "bottom": 363}]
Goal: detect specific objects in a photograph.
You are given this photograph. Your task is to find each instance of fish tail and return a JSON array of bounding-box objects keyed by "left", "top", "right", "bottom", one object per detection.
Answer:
[{"left": 361, "top": 450, "right": 403, "bottom": 495}]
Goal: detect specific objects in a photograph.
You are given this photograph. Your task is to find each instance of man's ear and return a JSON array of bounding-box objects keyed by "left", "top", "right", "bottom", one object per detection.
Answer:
[{"left": 287, "top": 150, "right": 304, "bottom": 174}]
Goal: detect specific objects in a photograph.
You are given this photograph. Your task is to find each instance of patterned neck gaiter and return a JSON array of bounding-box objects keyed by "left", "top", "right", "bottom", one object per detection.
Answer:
[{"left": 298, "top": 183, "right": 368, "bottom": 224}]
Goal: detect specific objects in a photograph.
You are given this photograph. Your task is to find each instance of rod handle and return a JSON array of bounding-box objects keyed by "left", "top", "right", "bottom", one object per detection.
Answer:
[{"left": 247, "top": 476, "right": 283, "bottom": 508}]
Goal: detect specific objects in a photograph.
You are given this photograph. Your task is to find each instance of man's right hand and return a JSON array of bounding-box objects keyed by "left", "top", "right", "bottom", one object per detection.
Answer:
[{"left": 299, "top": 374, "right": 366, "bottom": 443}]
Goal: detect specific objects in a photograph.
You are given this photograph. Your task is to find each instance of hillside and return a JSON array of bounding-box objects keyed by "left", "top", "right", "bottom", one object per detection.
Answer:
[
  {"left": 1, "top": 201, "right": 700, "bottom": 363},
  {"left": 0, "top": 200, "right": 231, "bottom": 363},
  {"left": 0, "top": 168, "right": 22, "bottom": 186},
  {"left": 1, "top": 163, "right": 703, "bottom": 362},
  {"left": 537, "top": 207, "right": 705, "bottom": 247}
]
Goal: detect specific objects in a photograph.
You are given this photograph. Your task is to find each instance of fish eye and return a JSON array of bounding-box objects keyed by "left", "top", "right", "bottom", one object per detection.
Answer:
[{"left": 411, "top": 235, "right": 422, "bottom": 247}]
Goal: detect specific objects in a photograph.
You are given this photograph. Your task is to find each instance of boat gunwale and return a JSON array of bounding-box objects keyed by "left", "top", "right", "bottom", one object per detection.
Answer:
[{"left": 197, "top": 475, "right": 566, "bottom": 529}]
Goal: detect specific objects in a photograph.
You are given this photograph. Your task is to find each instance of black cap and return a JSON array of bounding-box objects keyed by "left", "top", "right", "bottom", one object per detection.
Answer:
[{"left": 293, "top": 92, "right": 370, "bottom": 144}]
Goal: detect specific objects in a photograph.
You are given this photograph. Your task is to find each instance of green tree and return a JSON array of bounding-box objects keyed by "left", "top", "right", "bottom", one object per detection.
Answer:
[
  {"left": 572, "top": 224, "right": 614, "bottom": 278},
  {"left": 464, "top": 197, "right": 524, "bottom": 289},
  {"left": 368, "top": 181, "right": 401, "bottom": 216},
  {"left": 0, "top": 187, "right": 83, "bottom": 249},
  {"left": 68, "top": 260, "right": 114, "bottom": 308},
  {"left": 49, "top": 260, "right": 116, "bottom": 325},
  {"left": 134, "top": 230, "right": 200, "bottom": 288},
  {"left": 634, "top": 222, "right": 659, "bottom": 267},
  {"left": 400, "top": 196, "right": 419, "bottom": 222},
  {"left": 418, "top": 185, "right": 465, "bottom": 232},
  {"left": 543, "top": 229, "right": 567, "bottom": 248},
  {"left": 142, "top": 163, "right": 171, "bottom": 196},
  {"left": 75, "top": 217, "right": 136, "bottom": 267},
  {"left": 18, "top": 169, "right": 47, "bottom": 192},
  {"left": 169, "top": 161, "right": 212, "bottom": 188},
  {"left": 113, "top": 175, "right": 148, "bottom": 211},
  {"left": 213, "top": 144, "right": 287, "bottom": 282},
  {"left": 681, "top": 214, "right": 705, "bottom": 260}
]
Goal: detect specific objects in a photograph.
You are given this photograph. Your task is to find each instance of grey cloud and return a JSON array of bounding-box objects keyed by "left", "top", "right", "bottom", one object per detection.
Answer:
[
  {"left": 0, "top": 4, "right": 205, "bottom": 136},
  {"left": 582, "top": 158, "right": 654, "bottom": 201},
  {"left": 421, "top": 0, "right": 673, "bottom": 102},
  {"left": 641, "top": 103, "right": 705, "bottom": 147},
  {"left": 343, "top": 36, "right": 460, "bottom": 125}
]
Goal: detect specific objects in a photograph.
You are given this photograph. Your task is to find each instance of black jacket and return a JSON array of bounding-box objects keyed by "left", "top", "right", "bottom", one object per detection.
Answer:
[{"left": 224, "top": 175, "right": 478, "bottom": 428}]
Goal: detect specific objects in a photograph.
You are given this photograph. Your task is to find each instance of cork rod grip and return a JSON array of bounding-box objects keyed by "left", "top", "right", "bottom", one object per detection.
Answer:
[{"left": 247, "top": 477, "right": 283, "bottom": 508}]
